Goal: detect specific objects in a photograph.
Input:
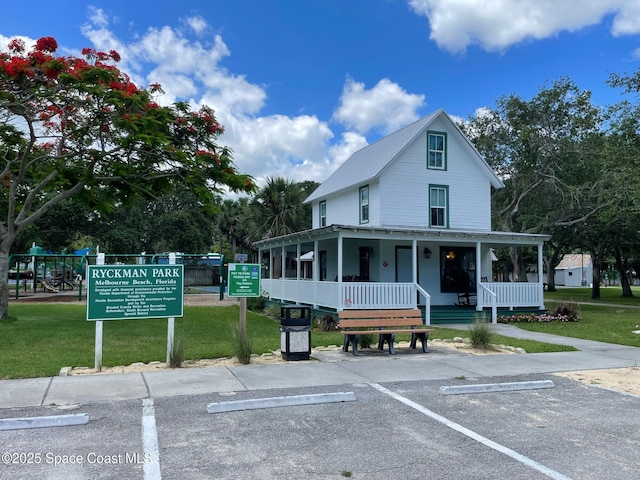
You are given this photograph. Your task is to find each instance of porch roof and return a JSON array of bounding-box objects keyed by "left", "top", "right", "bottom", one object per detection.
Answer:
[{"left": 253, "top": 224, "right": 551, "bottom": 249}]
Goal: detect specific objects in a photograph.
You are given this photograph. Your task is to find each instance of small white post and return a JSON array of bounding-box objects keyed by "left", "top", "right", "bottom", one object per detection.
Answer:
[
  {"left": 166, "top": 252, "right": 176, "bottom": 365},
  {"left": 94, "top": 253, "right": 105, "bottom": 371}
]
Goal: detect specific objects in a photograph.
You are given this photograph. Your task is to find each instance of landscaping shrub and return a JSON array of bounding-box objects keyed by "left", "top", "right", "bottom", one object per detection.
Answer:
[
  {"left": 247, "top": 296, "right": 265, "bottom": 312},
  {"left": 316, "top": 313, "right": 338, "bottom": 332},
  {"left": 498, "top": 303, "right": 580, "bottom": 324},
  {"left": 552, "top": 302, "right": 581, "bottom": 321},
  {"left": 359, "top": 333, "right": 375, "bottom": 349},
  {"left": 263, "top": 305, "right": 281, "bottom": 320},
  {"left": 232, "top": 327, "right": 253, "bottom": 364},
  {"left": 469, "top": 317, "right": 492, "bottom": 350},
  {"left": 168, "top": 336, "right": 185, "bottom": 368}
]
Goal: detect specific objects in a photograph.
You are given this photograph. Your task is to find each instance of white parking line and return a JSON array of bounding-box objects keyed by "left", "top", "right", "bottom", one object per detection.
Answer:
[
  {"left": 142, "top": 398, "right": 162, "bottom": 480},
  {"left": 369, "top": 383, "right": 572, "bottom": 480}
]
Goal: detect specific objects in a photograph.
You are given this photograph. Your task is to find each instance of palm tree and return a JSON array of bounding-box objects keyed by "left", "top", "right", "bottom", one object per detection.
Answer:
[
  {"left": 249, "top": 177, "right": 308, "bottom": 240},
  {"left": 216, "top": 197, "right": 252, "bottom": 258}
]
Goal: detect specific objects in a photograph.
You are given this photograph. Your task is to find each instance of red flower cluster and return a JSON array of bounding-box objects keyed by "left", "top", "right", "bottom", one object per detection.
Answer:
[
  {"left": 1, "top": 36, "right": 135, "bottom": 93},
  {"left": 35, "top": 37, "right": 57, "bottom": 53}
]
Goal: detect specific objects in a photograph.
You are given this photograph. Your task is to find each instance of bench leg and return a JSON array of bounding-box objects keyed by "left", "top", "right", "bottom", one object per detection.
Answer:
[
  {"left": 343, "top": 334, "right": 360, "bottom": 356},
  {"left": 379, "top": 333, "right": 396, "bottom": 355},
  {"left": 410, "top": 332, "right": 430, "bottom": 353}
]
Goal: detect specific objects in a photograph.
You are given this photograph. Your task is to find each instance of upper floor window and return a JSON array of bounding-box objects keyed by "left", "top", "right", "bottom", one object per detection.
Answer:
[
  {"left": 429, "top": 185, "right": 448, "bottom": 228},
  {"left": 319, "top": 201, "right": 327, "bottom": 227},
  {"left": 359, "top": 185, "right": 369, "bottom": 224},
  {"left": 427, "top": 131, "right": 447, "bottom": 170}
]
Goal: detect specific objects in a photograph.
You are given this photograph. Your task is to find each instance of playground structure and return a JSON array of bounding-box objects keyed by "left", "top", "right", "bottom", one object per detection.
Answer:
[{"left": 7, "top": 248, "right": 224, "bottom": 300}]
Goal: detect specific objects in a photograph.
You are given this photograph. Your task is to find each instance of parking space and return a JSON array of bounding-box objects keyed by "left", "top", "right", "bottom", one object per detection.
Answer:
[
  {"left": 0, "top": 400, "right": 147, "bottom": 479},
  {"left": 2, "top": 373, "right": 638, "bottom": 479}
]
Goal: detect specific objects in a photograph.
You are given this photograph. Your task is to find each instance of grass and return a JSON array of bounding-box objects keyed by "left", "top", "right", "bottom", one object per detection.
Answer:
[
  {"left": 516, "top": 303, "right": 640, "bottom": 347},
  {"left": 0, "top": 304, "right": 280, "bottom": 379},
  {"left": 3, "top": 286, "right": 638, "bottom": 379},
  {"left": 545, "top": 286, "right": 640, "bottom": 306}
]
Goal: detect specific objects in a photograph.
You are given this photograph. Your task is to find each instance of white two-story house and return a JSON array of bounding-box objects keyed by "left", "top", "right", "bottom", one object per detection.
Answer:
[{"left": 254, "top": 109, "right": 549, "bottom": 323}]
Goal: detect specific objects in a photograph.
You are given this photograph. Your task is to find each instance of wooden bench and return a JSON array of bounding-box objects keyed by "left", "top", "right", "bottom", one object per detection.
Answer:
[{"left": 338, "top": 309, "right": 433, "bottom": 356}]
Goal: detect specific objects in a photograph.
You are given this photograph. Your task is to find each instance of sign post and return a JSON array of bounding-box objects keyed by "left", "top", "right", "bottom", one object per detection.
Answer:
[{"left": 227, "top": 263, "right": 261, "bottom": 347}]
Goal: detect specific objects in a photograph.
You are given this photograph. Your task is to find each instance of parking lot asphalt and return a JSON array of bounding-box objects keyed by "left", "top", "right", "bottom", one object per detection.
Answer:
[{"left": 1, "top": 326, "right": 639, "bottom": 479}]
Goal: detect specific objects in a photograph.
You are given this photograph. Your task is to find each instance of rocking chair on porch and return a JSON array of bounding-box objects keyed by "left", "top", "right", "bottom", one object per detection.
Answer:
[{"left": 454, "top": 271, "right": 476, "bottom": 307}]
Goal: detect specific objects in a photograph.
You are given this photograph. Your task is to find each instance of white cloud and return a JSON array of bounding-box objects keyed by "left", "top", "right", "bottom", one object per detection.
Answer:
[
  {"left": 217, "top": 112, "right": 334, "bottom": 183},
  {"left": 185, "top": 16, "right": 208, "bottom": 36},
  {"left": 408, "top": 0, "right": 640, "bottom": 53},
  {"left": 328, "top": 131, "right": 369, "bottom": 169},
  {"left": 332, "top": 78, "right": 425, "bottom": 135},
  {"left": 76, "top": 11, "right": 383, "bottom": 186}
]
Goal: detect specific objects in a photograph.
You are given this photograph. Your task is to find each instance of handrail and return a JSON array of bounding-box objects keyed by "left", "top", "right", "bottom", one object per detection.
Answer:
[
  {"left": 415, "top": 283, "right": 431, "bottom": 325},
  {"left": 478, "top": 282, "right": 497, "bottom": 324}
]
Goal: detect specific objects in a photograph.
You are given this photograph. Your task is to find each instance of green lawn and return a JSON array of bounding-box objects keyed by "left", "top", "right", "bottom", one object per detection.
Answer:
[
  {"left": 1, "top": 302, "right": 575, "bottom": 379},
  {"left": 3, "top": 287, "right": 639, "bottom": 380},
  {"left": 530, "top": 286, "right": 640, "bottom": 346},
  {"left": 545, "top": 285, "right": 640, "bottom": 306}
]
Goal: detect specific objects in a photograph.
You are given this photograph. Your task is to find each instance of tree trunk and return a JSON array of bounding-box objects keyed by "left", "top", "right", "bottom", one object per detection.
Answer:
[
  {"left": 509, "top": 246, "right": 528, "bottom": 281},
  {"left": 590, "top": 247, "right": 605, "bottom": 299},
  {"left": 0, "top": 250, "right": 10, "bottom": 320},
  {"left": 544, "top": 244, "right": 562, "bottom": 293},
  {"left": 546, "top": 262, "right": 557, "bottom": 292},
  {"left": 613, "top": 247, "right": 634, "bottom": 297}
]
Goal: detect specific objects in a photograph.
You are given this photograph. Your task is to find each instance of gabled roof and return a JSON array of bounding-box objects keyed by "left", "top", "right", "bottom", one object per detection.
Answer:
[
  {"left": 556, "top": 254, "right": 592, "bottom": 270},
  {"left": 305, "top": 109, "right": 503, "bottom": 203}
]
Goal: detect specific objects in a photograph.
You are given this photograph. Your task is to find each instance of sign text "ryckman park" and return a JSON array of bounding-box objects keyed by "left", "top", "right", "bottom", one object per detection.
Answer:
[{"left": 87, "top": 265, "right": 184, "bottom": 321}]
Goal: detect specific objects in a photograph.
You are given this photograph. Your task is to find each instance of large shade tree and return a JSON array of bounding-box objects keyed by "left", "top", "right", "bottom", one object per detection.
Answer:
[
  {"left": 0, "top": 37, "right": 255, "bottom": 318},
  {"left": 463, "top": 78, "right": 604, "bottom": 282}
]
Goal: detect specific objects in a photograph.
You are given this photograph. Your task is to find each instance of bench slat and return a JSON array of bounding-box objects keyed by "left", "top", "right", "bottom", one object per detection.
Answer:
[
  {"left": 339, "top": 318, "right": 424, "bottom": 328},
  {"left": 338, "top": 309, "right": 421, "bottom": 320},
  {"left": 343, "top": 329, "right": 433, "bottom": 335}
]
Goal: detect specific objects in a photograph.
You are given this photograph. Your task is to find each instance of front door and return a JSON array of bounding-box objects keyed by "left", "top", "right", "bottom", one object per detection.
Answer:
[{"left": 395, "top": 246, "right": 412, "bottom": 282}]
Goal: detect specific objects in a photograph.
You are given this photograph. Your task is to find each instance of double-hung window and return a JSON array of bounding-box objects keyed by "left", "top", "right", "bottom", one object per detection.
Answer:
[
  {"left": 429, "top": 185, "right": 448, "bottom": 228},
  {"left": 359, "top": 185, "right": 369, "bottom": 224},
  {"left": 319, "top": 201, "right": 327, "bottom": 227},
  {"left": 427, "top": 131, "right": 447, "bottom": 170}
]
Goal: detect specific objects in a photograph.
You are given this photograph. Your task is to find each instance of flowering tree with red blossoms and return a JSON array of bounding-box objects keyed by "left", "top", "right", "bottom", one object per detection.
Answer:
[{"left": 0, "top": 37, "right": 255, "bottom": 318}]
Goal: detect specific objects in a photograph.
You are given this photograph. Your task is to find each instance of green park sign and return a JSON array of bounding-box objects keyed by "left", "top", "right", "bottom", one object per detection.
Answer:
[
  {"left": 227, "top": 263, "right": 261, "bottom": 297},
  {"left": 87, "top": 265, "right": 184, "bottom": 321}
]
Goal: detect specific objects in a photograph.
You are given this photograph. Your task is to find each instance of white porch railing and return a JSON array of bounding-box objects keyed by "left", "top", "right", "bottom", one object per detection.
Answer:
[
  {"left": 342, "top": 282, "right": 416, "bottom": 309},
  {"left": 261, "top": 279, "right": 416, "bottom": 310},
  {"left": 261, "top": 279, "right": 544, "bottom": 314},
  {"left": 478, "top": 282, "right": 543, "bottom": 310}
]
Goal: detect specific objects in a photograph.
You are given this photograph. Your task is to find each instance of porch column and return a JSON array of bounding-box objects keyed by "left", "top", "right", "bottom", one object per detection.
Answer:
[
  {"left": 313, "top": 240, "right": 319, "bottom": 308},
  {"left": 412, "top": 239, "right": 420, "bottom": 312},
  {"left": 476, "top": 241, "right": 482, "bottom": 311},
  {"left": 268, "top": 248, "right": 273, "bottom": 300},
  {"left": 281, "top": 246, "right": 285, "bottom": 280},
  {"left": 538, "top": 243, "right": 545, "bottom": 309},
  {"left": 337, "top": 231, "right": 343, "bottom": 311},
  {"left": 296, "top": 243, "right": 301, "bottom": 280},
  {"left": 412, "top": 239, "right": 417, "bottom": 284}
]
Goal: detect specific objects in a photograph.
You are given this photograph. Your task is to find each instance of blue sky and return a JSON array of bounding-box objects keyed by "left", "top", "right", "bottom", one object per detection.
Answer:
[{"left": 2, "top": 1, "right": 640, "bottom": 188}]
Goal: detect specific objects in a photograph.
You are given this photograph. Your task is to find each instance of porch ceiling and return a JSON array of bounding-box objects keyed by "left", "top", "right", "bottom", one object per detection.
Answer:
[{"left": 253, "top": 224, "right": 550, "bottom": 249}]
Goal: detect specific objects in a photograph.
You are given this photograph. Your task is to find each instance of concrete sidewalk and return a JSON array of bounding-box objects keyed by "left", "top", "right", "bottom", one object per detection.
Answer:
[{"left": 1, "top": 327, "right": 639, "bottom": 409}]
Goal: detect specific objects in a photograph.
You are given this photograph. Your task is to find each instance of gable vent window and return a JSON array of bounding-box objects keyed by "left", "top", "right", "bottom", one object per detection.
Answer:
[{"left": 427, "top": 131, "right": 447, "bottom": 170}]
